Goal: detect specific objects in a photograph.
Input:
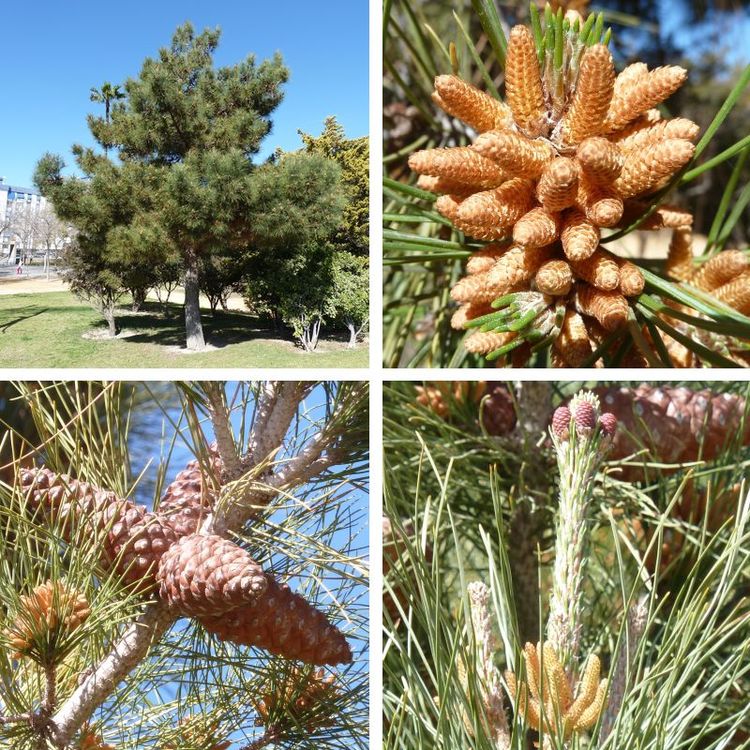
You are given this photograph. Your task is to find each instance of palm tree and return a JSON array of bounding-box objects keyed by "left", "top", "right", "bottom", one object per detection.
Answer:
[{"left": 89, "top": 81, "right": 125, "bottom": 155}]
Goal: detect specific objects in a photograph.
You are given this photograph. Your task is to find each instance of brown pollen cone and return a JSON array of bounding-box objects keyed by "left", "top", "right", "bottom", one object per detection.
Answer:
[
  {"left": 688, "top": 250, "right": 749, "bottom": 292},
  {"left": 433, "top": 74, "right": 513, "bottom": 132},
  {"left": 474, "top": 130, "right": 553, "bottom": 178},
  {"left": 604, "top": 65, "right": 688, "bottom": 133},
  {"left": 254, "top": 667, "right": 339, "bottom": 732},
  {"left": 535, "top": 258, "right": 573, "bottom": 296},
  {"left": 711, "top": 272, "right": 750, "bottom": 316},
  {"left": 554, "top": 309, "right": 593, "bottom": 367},
  {"left": 560, "top": 45, "right": 615, "bottom": 144},
  {"left": 157, "top": 533, "right": 268, "bottom": 617},
  {"left": 505, "top": 26, "right": 546, "bottom": 136},
  {"left": 666, "top": 227, "right": 695, "bottom": 281},
  {"left": 409, "top": 147, "right": 505, "bottom": 189},
  {"left": 77, "top": 725, "right": 116, "bottom": 750},
  {"left": 465, "top": 330, "right": 517, "bottom": 355},
  {"left": 575, "top": 285, "right": 629, "bottom": 331},
  {"left": 198, "top": 575, "right": 352, "bottom": 666},
  {"left": 5, "top": 580, "right": 91, "bottom": 659}
]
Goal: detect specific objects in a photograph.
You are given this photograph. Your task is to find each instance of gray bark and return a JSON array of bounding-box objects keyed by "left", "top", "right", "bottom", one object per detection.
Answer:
[{"left": 183, "top": 255, "right": 205, "bottom": 350}]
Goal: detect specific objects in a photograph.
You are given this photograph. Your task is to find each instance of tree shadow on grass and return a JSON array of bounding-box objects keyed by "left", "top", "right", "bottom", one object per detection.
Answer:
[
  {"left": 113, "top": 302, "right": 296, "bottom": 350},
  {"left": 0, "top": 308, "right": 49, "bottom": 334}
]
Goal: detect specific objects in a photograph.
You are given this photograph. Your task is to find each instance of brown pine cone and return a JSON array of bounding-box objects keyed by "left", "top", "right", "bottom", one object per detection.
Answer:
[
  {"left": 481, "top": 382, "right": 517, "bottom": 436},
  {"left": 19, "top": 468, "right": 177, "bottom": 588},
  {"left": 157, "top": 533, "right": 268, "bottom": 617},
  {"left": 198, "top": 576, "right": 352, "bottom": 666},
  {"left": 593, "top": 385, "right": 750, "bottom": 479},
  {"left": 4, "top": 580, "right": 90, "bottom": 659},
  {"left": 158, "top": 446, "right": 223, "bottom": 537},
  {"left": 629, "top": 479, "right": 740, "bottom": 574}
]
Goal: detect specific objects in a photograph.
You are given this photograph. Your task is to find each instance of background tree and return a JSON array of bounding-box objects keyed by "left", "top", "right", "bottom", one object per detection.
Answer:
[
  {"left": 299, "top": 118, "right": 369, "bottom": 255},
  {"left": 242, "top": 153, "right": 345, "bottom": 340},
  {"left": 88, "top": 82, "right": 125, "bottom": 156},
  {"left": 0, "top": 380, "right": 368, "bottom": 749},
  {"left": 58, "top": 240, "right": 124, "bottom": 337},
  {"left": 34, "top": 150, "right": 157, "bottom": 335},
  {"left": 198, "top": 252, "right": 249, "bottom": 316},
  {"left": 330, "top": 251, "right": 369, "bottom": 347},
  {"left": 276, "top": 245, "right": 336, "bottom": 352},
  {"left": 33, "top": 204, "right": 71, "bottom": 280}
]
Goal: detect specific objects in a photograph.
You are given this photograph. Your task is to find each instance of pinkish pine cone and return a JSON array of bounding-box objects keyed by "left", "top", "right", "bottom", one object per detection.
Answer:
[
  {"left": 573, "top": 401, "right": 597, "bottom": 435},
  {"left": 551, "top": 406, "right": 572, "bottom": 438},
  {"left": 598, "top": 412, "right": 618, "bottom": 437}
]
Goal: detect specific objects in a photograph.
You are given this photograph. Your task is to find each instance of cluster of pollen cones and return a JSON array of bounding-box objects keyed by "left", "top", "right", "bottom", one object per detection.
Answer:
[
  {"left": 408, "top": 22, "right": 706, "bottom": 365},
  {"left": 16, "top": 451, "right": 351, "bottom": 666},
  {"left": 254, "top": 667, "right": 339, "bottom": 732},
  {"left": 505, "top": 642, "right": 607, "bottom": 741},
  {"left": 5, "top": 580, "right": 91, "bottom": 659}
]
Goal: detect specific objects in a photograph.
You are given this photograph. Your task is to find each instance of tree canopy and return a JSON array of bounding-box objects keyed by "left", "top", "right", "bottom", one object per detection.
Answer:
[{"left": 299, "top": 117, "right": 369, "bottom": 255}]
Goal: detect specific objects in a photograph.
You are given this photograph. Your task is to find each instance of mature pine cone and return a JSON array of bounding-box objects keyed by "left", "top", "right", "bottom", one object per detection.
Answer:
[
  {"left": 592, "top": 385, "right": 750, "bottom": 479},
  {"left": 157, "top": 533, "right": 268, "bottom": 617},
  {"left": 158, "top": 447, "right": 223, "bottom": 537},
  {"left": 481, "top": 382, "right": 517, "bottom": 436},
  {"left": 628, "top": 478, "right": 740, "bottom": 578},
  {"left": 198, "top": 576, "right": 352, "bottom": 666},
  {"left": 19, "top": 468, "right": 177, "bottom": 588}
]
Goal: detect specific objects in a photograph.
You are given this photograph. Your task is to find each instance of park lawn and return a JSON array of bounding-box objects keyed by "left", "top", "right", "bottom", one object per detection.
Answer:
[{"left": 0, "top": 291, "right": 368, "bottom": 368}]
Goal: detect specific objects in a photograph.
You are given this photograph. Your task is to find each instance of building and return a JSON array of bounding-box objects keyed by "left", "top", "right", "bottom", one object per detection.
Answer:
[{"left": 0, "top": 178, "right": 51, "bottom": 263}]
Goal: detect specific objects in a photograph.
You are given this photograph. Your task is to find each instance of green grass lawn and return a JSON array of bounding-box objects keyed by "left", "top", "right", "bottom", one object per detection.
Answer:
[{"left": 0, "top": 291, "right": 368, "bottom": 368}]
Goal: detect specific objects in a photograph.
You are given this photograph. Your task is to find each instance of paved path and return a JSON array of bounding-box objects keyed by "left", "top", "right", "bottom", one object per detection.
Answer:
[{"left": 0, "top": 275, "right": 249, "bottom": 311}]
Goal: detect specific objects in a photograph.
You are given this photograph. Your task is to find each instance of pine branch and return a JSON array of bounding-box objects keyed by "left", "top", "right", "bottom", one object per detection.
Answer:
[
  {"left": 49, "top": 602, "right": 174, "bottom": 746},
  {"left": 213, "top": 382, "right": 360, "bottom": 534},
  {"left": 244, "top": 382, "right": 315, "bottom": 469},
  {"left": 202, "top": 381, "right": 243, "bottom": 480}
]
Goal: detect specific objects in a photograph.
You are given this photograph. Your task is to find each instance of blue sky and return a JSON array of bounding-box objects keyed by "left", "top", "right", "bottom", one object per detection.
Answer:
[{"left": 0, "top": 1, "right": 368, "bottom": 188}]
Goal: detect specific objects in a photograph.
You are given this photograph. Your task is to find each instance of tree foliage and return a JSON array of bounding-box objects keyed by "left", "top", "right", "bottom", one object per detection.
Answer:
[
  {"left": 299, "top": 117, "right": 369, "bottom": 255},
  {"left": 331, "top": 252, "right": 369, "bottom": 347}
]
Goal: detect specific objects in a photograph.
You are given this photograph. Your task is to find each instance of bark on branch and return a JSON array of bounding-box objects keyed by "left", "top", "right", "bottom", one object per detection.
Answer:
[{"left": 49, "top": 601, "right": 174, "bottom": 746}]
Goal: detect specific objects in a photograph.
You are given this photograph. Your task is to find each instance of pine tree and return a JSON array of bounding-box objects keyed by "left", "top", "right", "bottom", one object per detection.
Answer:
[{"left": 36, "top": 24, "right": 347, "bottom": 352}]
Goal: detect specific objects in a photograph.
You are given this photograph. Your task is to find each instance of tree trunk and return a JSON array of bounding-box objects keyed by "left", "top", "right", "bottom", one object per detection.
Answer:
[
  {"left": 131, "top": 288, "right": 146, "bottom": 313},
  {"left": 183, "top": 255, "right": 205, "bottom": 351},
  {"left": 311, "top": 319, "right": 321, "bottom": 351},
  {"left": 346, "top": 320, "right": 357, "bottom": 348},
  {"left": 103, "top": 307, "right": 118, "bottom": 338}
]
